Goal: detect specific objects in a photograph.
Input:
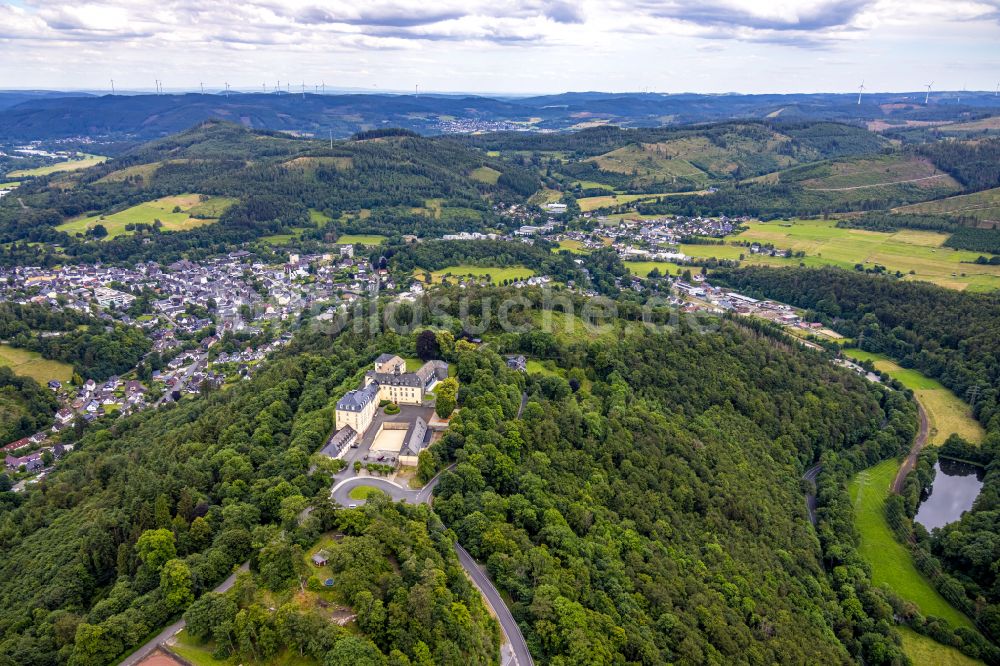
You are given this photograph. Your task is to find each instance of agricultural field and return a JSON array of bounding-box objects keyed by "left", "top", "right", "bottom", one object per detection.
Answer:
[
  {"left": 417, "top": 264, "right": 535, "bottom": 285},
  {"left": 898, "top": 627, "right": 985, "bottom": 666},
  {"left": 895, "top": 187, "right": 1000, "bottom": 225},
  {"left": 849, "top": 459, "right": 974, "bottom": 630},
  {"left": 938, "top": 115, "right": 1000, "bottom": 133},
  {"left": 8, "top": 154, "right": 107, "bottom": 178},
  {"left": 0, "top": 181, "right": 20, "bottom": 190},
  {"left": 336, "top": 234, "right": 386, "bottom": 246},
  {"left": 727, "top": 218, "right": 1000, "bottom": 292},
  {"left": 469, "top": 166, "right": 501, "bottom": 184},
  {"left": 576, "top": 191, "right": 709, "bottom": 213},
  {"left": 0, "top": 344, "right": 74, "bottom": 384},
  {"left": 57, "top": 194, "right": 236, "bottom": 239},
  {"left": 843, "top": 350, "right": 984, "bottom": 444}
]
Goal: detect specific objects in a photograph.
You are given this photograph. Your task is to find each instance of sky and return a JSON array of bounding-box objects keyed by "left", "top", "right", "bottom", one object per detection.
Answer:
[{"left": 1, "top": 0, "right": 998, "bottom": 95}]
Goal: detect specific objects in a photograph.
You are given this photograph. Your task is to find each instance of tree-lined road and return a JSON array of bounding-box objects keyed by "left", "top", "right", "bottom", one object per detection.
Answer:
[{"left": 332, "top": 472, "right": 533, "bottom": 666}]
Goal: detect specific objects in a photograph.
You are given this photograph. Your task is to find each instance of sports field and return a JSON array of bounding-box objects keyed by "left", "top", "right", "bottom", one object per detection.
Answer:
[
  {"left": 419, "top": 264, "right": 535, "bottom": 284},
  {"left": 849, "top": 459, "right": 974, "bottom": 630},
  {"left": 728, "top": 218, "right": 1000, "bottom": 292},
  {"left": 336, "top": 234, "right": 386, "bottom": 246},
  {"left": 843, "top": 349, "right": 984, "bottom": 445},
  {"left": 0, "top": 344, "right": 73, "bottom": 384},
  {"left": 57, "top": 194, "right": 236, "bottom": 239},
  {"left": 8, "top": 154, "right": 107, "bottom": 178}
]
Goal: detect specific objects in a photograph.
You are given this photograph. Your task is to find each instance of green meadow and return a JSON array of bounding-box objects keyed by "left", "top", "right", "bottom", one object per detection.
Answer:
[
  {"left": 849, "top": 459, "right": 974, "bottom": 630},
  {"left": 336, "top": 234, "right": 386, "bottom": 246},
  {"left": 58, "top": 194, "right": 236, "bottom": 239},
  {"left": 725, "top": 218, "right": 1000, "bottom": 292},
  {"left": 844, "top": 349, "right": 984, "bottom": 444},
  {"left": 0, "top": 344, "right": 74, "bottom": 384},
  {"left": 418, "top": 264, "right": 535, "bottom": 285},
  {"left": 898, "top": 627, "right": 985, "bottom": 666},
  {"left": 8, "top": 154, "right": 107, "bottom": 178}
]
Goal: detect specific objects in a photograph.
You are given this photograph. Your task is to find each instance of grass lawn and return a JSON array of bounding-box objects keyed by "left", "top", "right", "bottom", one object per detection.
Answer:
[
  {"left": 170, "top": 630, "right": 317, "bottom": 666},
  {"left": 9, "top": 154, "right": 107, "bottom": 178},
  {"left": 348, "top": 485, "right": 382, "bottom": 501},
  {"left": 525, "top": 360, "right": 562, "bottom": 377},
  {"left": 0, "top": 344, "right": 74, "bottom": 384},
  {"left": 897, "top": 627, "right": 985, "bottom": 666},
  {"left": 337, "top": 234, "right": 386, "bottom": 246},
  {"left": 470, "top": 166, "right": 501, "bottom": 184},
  {"left": 843, "top": 350, "right": 983, "bottom": 444},
  {"left": 57, "top": 194, "right": 236, "bottom": 239},
  {"left": 729, "top": 218, "right": 1000, "bottom": 292},
  {"left": 309, "top": 209, "right": 332, "bottom": 225},
  {"left": 556, "top": 239, "right": 590, "bottom": 254},
  {"left": 420, "top": 264, "right": 535, "bottom": 285},
  {"left": 401, "top": 356, "right": 426, "bottom": 372},
  {"left": 850, "top": 459, "right": 975, "bottom": 629}
]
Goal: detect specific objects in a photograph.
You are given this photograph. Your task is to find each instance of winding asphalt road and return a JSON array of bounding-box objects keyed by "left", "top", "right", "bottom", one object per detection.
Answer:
[
  {"left": 332, "top": 471, "right": 533, "bottom": 666},
  {"left": 118, "top": 563, "right": 248, "bottom": 666},
  {"left": 802, "top": 463, "right": 822, "bottom": 526}
]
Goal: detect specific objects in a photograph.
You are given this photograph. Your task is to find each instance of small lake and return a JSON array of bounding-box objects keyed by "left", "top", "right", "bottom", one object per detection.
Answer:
[{"left": 914, "top": 459, "right": 984, "bottom": 531}]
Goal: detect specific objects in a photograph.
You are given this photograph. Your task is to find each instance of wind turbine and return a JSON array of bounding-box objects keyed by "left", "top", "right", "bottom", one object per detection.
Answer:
[
  {"left": 995, "top": 81, "right": 999, "bottom": 97},
  {"left": 224, "top": 82, "right": 230, "bottom": 99},
  {"left": 301, "top": 81, "right": 305, "bottom": 99},
  {"left": 322, "top": 81, "right": 325, "bottom": 95},
  {"left": 200, "top": 82, "right": 204, "bottom": 95},
  {"left": 110, "top": 79, "right": 115, "bottom": 95},
  {"left": 924, "top": 81, "right": 933, "bottom": 105},
  {"left": 857, "top": 80, "right": 865, "bottom": 105}
]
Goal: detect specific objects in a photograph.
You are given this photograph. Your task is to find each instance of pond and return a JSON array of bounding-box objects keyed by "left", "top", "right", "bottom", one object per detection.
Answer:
[{"left": 914, "top": 458, "right": 985, "bottom": 531}]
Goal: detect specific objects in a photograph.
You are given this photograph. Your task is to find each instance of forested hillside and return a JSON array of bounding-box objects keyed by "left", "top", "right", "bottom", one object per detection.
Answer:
[
  {"left": 0, "top": 367, "right": 58, "bottom": 445},
  {"left": 0, "top": 121, "right": 534, "bottom": 266},
  {"left": 420, "top": 313, "right": 913, "bottom": 664},
  {"left": 712, "top": 266, "right": 1000, "bottom": 647}
]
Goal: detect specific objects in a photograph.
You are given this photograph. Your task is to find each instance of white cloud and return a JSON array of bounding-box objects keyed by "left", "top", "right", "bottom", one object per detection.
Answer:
[{"left": 0, "top": 0, "right": 996, "bottom": 92}]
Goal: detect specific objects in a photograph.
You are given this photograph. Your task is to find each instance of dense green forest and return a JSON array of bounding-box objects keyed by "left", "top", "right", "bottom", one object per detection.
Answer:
[
  {"left": 917, "top": 139, "right": 1000, "bottom": 192},
  {"left": 0, "top": 326, "right": 378, "bottom": 664},
  {"left": 419, "top": 314, "right": 914, "bottom": 664},
  {"left": 0, "top": 366, "right": 58, "bottom": 444},
  {"left": 183, "top": 499, "right": 500, "bottom": 665},
  {"left": 712, "top": 265, "right": 1000, "bottom": 649},
  {"left": 0, "top": 303, "right": 149, "bottom": 380}
]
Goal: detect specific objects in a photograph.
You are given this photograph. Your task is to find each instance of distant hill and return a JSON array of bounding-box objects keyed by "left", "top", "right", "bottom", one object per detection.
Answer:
[
  {"left": 0, "top": 90, "right": 998, "bottom": 141},
  {"left": 0, "top": 121, "right": 536, "bottom": 266}
]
